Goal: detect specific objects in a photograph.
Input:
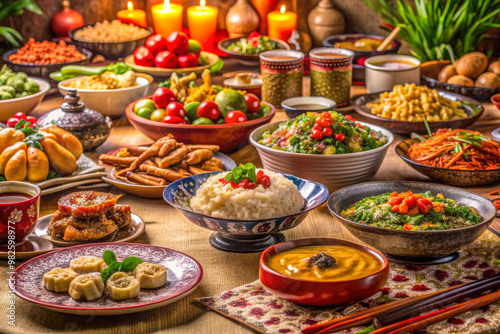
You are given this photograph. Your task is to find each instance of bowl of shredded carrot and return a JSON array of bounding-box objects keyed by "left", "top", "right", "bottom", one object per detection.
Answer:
[{"left": 396, "top": 128, "right": 500, "bottom": 186}]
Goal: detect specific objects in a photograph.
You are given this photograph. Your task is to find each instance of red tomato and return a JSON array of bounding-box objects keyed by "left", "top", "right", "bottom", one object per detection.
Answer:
[
  {"left": 316, "top": 117, "right": 332, "bottom": 127},
  {"left": 391, "top": 205, "right": 400, "bottom": 212},
  {"left": 321, "top": 112, "right": 331, "bottom": 119},
  {"left": 176, "top": 53, "right": 198, "bottom": 68},
  {"left": 311, "top": 129, "right": 323, "bottom": 140},
  {"left": 133, "top": 46, "right": 154, "bottom": 67},
  {"left": 152, "top": 88, "right": 176, "bottom": 108},
  {"left": 335, "top": 133, "right": 345, "bottom": 141},
  {"left": 248, "top": 31, "right": 261, "bottom": 38},
  {"left": 244, "top": 93, "right": 260, "bottom": 114},
  {"left": 14, "top": 112, "right": 27, "bottom": 121},
  {"left": 313, "top": 123, "right": 322, "bottom": 131},
  {"left": 166, "top": 31, "right": 189, "bottom": 54},
  {"left": 225, "top": 110, "right": 247, "bottom": 124},
  {"left": 403, "top": 224, "right": 414, "bottom": 231},
  {"left": 165, "top": 102, "right": 186, "bottom": 118},
  {"left": 322, "top": 127, "right": 333, "bottom": 137},
  {"left": 416, "top": 198, "right": 433, "bottom": 214},
  {"left": 145, "top": 34, "right": 167, "bottom": 55},
  {"left": 6, "top": 117, "right": 19, "bottom": 127},
  {"left": 154, "top": 50, "right": 177, "bottom": 68},
  {"left": 162, "top": 115, "right": 186, "bottom": 124},
  {"left": 26, "top": 116, "right": 37, "bottom": 124},
  {"left": 197, "top": 101, "right": 220, "bottom": 121}
]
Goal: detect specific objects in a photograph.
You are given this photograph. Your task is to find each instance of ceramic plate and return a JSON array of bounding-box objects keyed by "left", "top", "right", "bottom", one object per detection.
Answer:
[
  {"left": 124, "top": 51, "right": 219, "bottom": 77},
  {"left": 218, "top": 37, "right": 290, "bottom": 63},
  {"left": 11, "top": 242, "right": 203, "bottom": 315},
  {"left": 34, "top": 213, "right": 145, "bottom": 247},
  {"left": 100, "top": 150, "right": 237, "bottom": 198},
  {"left": 352, "top": 90, "right": 483, "bottom": 135},
  {"left": 0, "top": 235, "right": 54, "bottom": 260}
]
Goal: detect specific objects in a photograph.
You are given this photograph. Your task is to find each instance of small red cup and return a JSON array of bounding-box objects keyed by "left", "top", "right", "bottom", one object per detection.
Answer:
[{"left": 0, "top": 182, "right": 41, "bottom": 246}]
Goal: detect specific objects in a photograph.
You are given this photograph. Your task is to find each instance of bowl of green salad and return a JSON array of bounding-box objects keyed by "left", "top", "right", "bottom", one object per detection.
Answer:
[
  {"left": 327, "top": 181, "right": 496, "bottom": 261},
  {"left": 250, "top": 111, "right": 393, "bottom": 192},
  {"left": 218, "top": 32, "right": 290, "bottom": 65}
]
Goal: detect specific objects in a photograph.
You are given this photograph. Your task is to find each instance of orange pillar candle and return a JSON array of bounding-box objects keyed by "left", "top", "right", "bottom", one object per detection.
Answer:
[
  {"left": 151, "top": 0, "right": 183, "bottom": 39},
  {"left": 187, "top": 0, "right": 218, "bottom": 47},
  {"left": 117, "top": 1, "right": 147, "bottom": 27},
  {"left": 267, "top": 5, "right": 297, "bottom": 42}
]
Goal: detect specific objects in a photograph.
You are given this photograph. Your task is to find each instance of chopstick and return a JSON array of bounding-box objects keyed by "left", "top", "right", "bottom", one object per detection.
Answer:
[
  {"left": 376, "top": 26, "right": 400, "bottom": 51},
  {"left": 369, "top": 290, "right": 500, "bottom": 334}
]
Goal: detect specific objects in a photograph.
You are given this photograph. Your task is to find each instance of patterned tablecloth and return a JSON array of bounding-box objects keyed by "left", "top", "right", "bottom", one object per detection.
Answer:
[{"left": 196, "top": 231, "right": 500, "bottom": 334}]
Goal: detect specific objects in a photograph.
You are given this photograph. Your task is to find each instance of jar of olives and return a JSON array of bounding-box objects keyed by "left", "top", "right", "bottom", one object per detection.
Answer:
[
  {"left": 309, "top": 48, "right": 354, "bottom": 107},
  {"left": 259, "top": 50, "right": 304, "bottom": 108}
]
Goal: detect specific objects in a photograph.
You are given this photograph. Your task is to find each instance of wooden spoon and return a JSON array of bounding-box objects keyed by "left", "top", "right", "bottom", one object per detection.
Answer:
[{"left": 377, "top": 26, "right": 401, "bottom": 51}]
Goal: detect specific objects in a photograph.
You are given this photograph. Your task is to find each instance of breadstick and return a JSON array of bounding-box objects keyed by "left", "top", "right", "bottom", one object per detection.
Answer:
[
  {"left": 137, "top": 173, "right": 168, "bottom": 184},
  {"left": 185, "top": 145, "right": 219, "bottom": 152},
  {"left": 99, "top": 154, "right": 137, "bottom": 166},
  {"left": 139, "top": 164, "right": 185, "bottom": 182},
  {"left": 185, "top": 149, "right": 213, "bottom": 165},
  {"left": 129, "top": 146, "right": 160, "bottom": 171},
  {"left": 127, "top": 146, "right": 149, "bottom": 155},
  {"left": 114, "top": 168, "right": 130, "bottom": 177},
  {"left": 126, "top": 171, "right": 166, "bottom": 186},
  {"left": 177, "top": 168, "right": 192, "bottom": 177},
  {"left": 160, "top": 147, "right": 188, "bottom": 168},
  {"left": 159, "top": 139, "right": 178, "bottom": 157},
  {"left": 143, "top": 159, "right": 156, "bottom": 166},
  {"left": 154, "top": 157, "right": 163, "bottom": 166},
  {"left": 188, "top": 166, "right": 211, "bottom": 175}
]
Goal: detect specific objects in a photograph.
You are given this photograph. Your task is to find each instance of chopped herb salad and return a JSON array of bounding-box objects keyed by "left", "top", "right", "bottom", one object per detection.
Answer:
[
  {"left": 341, "top": 191, "right": 482, "bottom": 231},
  {"left": 258, "top": 111, "right": 387, "bottom": 154}
]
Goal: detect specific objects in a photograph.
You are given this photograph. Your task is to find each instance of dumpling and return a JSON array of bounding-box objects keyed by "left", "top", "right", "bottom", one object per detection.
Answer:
[
  {"left": 68, "top": 273, "right": 104, "bottom": 301},
  {"left": 70, "top": 256, "right": 104, "bottom": 274},
  {"left": 43, "top": 267, "right": 79, "bottom": 292},
  {"left": 106, "top": 272, "right": 140, "bottom": 301},
  {"left": 133, "top": 262, "right": 167, "bottom": 289}
]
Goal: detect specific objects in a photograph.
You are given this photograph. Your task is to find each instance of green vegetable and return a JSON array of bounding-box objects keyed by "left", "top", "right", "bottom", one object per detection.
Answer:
[
  {"left": 248, "top": 103, "right": 271, "bottom": 120},
  {"left": 100, "top": 250, "right": 143, "bottom": 284},
  {"left": 209, "top": 59, "right": 224, "bottom": 75},
  {"left": 215, "top": 118, "right": 225, "bottom": 124},
  {"left": 188, "top": 81, "right": 198, "bottom": 88},
  {"left": 159, "top": 79, "right": 171, "bottom": 88},
  {"left": 211, "top": 85, "right": 223, "bottom": 92},
  {"left": 192, "top": 117, "right": 214, "bottom": 125},
  {"left": 362, "top": 0, "right": 500, "bottom": 62},
  {"left": 0, "top": 65, "right": 38, "bottom": 98},
  {"left": 185, "top": 101, "right": 201, "bottom": 121},
  {"left": 0, "top": 0, "right": 42, "bottom": 48},
  {"left": 51, "top": 62, "right": 132, "bottom": 81},
  {"left": 228, "top": 35, "right": 277, "bottom": 55},
  {"left": 46, "top": 170, "right": 57, "bottom": 179},
  {"left": 214, "top": 88, "right": 247, "bottom": 117},
  {"left": 225, "top": 163, "right": 257, "bottom": 184},
  {"left": 0, "top": 175, "right": 6, "bottom": 181}
]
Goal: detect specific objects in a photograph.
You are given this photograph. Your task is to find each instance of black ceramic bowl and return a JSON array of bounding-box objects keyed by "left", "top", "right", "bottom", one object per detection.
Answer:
[
  {"left": 327, "top": 181, "right": 496, "bottom": 260},
  {"left": 69, "top": 25, "right": 152, "bottom": 60},
  {"left": 396, "top": 138, "right": 500, "bottom": 186},
  {"left": 322, "top": 34, "right": 402, "bottom": 83}
]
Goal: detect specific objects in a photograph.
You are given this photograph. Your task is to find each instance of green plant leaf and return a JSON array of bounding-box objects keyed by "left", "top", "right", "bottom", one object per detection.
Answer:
[
  {"left": 0, "top": 27, "right": 22, "bottom": 46},
  {"left": 121, "top": 257, "right": 143, "bottom": 272},
  {"left": 101, "top": 261, "right": 122, "bottom": 284},
  {"left": 103, "top": 250, "right": 118, "bottom": 266}
]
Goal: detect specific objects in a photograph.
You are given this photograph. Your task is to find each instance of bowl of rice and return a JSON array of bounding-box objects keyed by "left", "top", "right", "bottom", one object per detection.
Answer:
[{"left": 163, "top": 166, "right": 328, "bottom": 253}]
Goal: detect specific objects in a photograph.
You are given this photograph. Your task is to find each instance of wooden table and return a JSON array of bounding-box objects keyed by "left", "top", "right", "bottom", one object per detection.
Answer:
[{"left": 1, "top": 68, "right": 500, "bottom": 334}]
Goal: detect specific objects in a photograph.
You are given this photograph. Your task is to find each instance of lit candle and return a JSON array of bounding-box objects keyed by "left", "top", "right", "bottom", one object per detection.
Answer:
[
  {"left": 151, "top": 0, "right": 183, "bottom": 39},
  {"left": 187, "top": 0, "right": 218, "bottom": 48},
  {"left": 117, "top": 1, "right": 147, "bottom": 28},
  {"left": 267, "top": 5, "right": 297, "bottom": 42}
]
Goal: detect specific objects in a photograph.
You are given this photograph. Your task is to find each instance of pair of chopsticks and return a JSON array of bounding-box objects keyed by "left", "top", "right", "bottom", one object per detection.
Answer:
[{"left": 302, "top": 272, "right": 500, "bottom": 334}]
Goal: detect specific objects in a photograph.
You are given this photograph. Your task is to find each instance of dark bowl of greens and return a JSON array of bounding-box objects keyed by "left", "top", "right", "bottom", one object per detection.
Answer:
[
  {"left": 327, "top": 181, "right": 496, "bottom": 260},
  {"left": 218, "top": 36, "right": 289, "bottom": 64}
]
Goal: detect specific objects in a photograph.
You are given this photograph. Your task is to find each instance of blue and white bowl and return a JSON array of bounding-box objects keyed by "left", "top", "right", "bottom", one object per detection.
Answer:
[{"left": 163, "top": 171, "right": 329, "bottom": 252}]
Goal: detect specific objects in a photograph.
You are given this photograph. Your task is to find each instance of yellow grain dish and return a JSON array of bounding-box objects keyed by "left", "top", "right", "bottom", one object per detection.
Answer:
[
  {"left": 266, "top": 245, "right": 382, "bottom": 281},
  {"left": 66, "top": 71, "right": 138, "bottom": 90},
  {"left": 74, "top": 20, "right": 150, "bottom": 43},
  {"left": 369, "top": 83, "right": 466, "bottom": 122}
]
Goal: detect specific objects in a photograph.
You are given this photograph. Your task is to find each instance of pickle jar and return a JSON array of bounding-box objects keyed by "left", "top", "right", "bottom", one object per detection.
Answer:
[
  {"left": 259, "top": 50, "right": 304, "bottom": 108},
  {"left": 309, "top": 48, "right": 354, "bottom": 107}
]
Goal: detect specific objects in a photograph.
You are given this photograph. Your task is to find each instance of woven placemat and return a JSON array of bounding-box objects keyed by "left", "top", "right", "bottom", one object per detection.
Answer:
[{"left": 196, "top": 231, "right": 500, "bottom": 334}]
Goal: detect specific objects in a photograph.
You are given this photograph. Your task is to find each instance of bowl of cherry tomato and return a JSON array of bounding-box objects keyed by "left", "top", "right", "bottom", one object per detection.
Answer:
[{"left": 125, "top": 87, "right": 276, "bottom": 153}]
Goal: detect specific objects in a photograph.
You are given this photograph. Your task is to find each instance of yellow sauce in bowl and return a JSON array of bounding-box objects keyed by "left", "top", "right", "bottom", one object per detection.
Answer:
[{"left": 266, "top": 245, "right": 383, "bottom": 282}]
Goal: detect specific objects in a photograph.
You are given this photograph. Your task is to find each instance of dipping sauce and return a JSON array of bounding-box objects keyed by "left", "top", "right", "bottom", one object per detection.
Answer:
[
  {"left": 370, "top": 60, "right": 416, "bottom": 69},
  {"left": 266, "top": 245, "right": 383, "bottom": 281},
  {"left": 0, "top": 192, "right": 31, "bottom": 204},
  {"left": 334, "top": 38, "right": 388, "bottom": 51}
]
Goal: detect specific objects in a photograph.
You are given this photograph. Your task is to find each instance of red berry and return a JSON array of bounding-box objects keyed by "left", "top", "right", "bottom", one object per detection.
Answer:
[
  {"left": 322, "top": 127, "right": 333, "bottom": 137},
  {"left": 6, "top": 117, "right": 19, "bottom": 127},
  {"left": 335, "top": 133, "right": 345, "bottom": 141},
  {"left": 312, "top": 129, "right": 323, "bottom": 140}
]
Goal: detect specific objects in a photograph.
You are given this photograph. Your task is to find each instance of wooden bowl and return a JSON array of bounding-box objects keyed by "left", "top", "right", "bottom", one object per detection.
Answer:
[
  {"left": 126, "top": 96, "right": 276, "bottom": 153},
  {"left": 421, "top": 60, "right": 500, "bottom": 101},
  {"left": 259, "top": 238, "right": 389, "bottom": 306}
]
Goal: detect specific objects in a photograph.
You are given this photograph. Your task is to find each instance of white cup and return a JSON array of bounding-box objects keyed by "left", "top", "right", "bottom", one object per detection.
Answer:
[{"left": 365, "top": 55, "right": 421, "bottom": 93}]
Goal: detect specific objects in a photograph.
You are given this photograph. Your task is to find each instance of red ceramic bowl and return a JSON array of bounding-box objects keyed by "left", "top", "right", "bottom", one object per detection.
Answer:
[
  {"left": 259, "top": 238, "right": 389, "bottom": 306},
  {"left": 491, "top": 93, "right": 500, "bottom": 111},
  {"left": 126, "top": 97, "right": 276, "bottom": 153}
]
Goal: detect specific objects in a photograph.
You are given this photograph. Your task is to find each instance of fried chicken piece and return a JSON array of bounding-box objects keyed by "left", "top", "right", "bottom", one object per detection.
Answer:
[
  {"left": 185, "top": 149, "right": 213, "bottom": 165},
  {"left": 58, "top": 191, "right": 122, "bottom": 219},
  {"left": 106, "top": 204, "right": 132, "bottom": 229}
]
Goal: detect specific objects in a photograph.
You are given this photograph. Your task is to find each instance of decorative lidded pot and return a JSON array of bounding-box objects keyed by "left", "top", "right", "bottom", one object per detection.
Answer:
[{"left": 38, "top": 89, "right": 112, "bottom": 151}]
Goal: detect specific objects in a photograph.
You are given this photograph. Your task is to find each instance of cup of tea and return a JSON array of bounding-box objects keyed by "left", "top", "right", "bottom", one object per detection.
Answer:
[{"left": 0, "top": 182, "right": 41, "bottom": 246}]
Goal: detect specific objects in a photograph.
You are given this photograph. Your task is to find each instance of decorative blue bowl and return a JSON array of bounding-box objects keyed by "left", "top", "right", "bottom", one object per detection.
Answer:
[{"left": 163, "top": 171, "right": 329, "bottom": 253}]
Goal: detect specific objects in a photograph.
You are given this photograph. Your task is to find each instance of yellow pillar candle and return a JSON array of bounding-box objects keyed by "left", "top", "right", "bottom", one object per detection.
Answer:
[
  {"left": 117, "top": 1, "right": 147, "bottom": 27},
  {"left": 267, "top": 5, "right": 297, "bottom": 42},
  {"left": 151, "top": 0, "right": 183, "bottom": 39},
  {"left": 187, "top": 0, "right": 218, "bottom": 48}
]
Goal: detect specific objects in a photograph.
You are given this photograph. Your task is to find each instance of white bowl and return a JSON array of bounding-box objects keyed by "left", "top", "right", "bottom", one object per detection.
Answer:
[
  {"left": 364, "top": 55, "right": 421, "bottom": 93},
  {"left": 250, "top": 121, "right": 394, "bottom": 192},
  {"left": 58, "top": 73, "right": 153, "bottom": 118},
  {"left": 0, "top": 77, "right": 50, "bottom": 122}
]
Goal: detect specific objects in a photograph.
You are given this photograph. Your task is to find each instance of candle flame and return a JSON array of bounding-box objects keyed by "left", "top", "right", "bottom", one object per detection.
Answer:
[
  {"left": 164, "top": 0, "right": 170, "bottom": 10},
  {"left": 127, "top": 1, "right": 134, "bottom": 11},
  {"left": 200, "top": 0, "right": 205, "bottom": 6},
  {"left": 280, "top": 5, "right": 286, "bottom": 13}
]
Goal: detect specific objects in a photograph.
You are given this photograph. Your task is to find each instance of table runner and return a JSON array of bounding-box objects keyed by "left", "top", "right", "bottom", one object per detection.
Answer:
[{"left": 196, "top": 231, "right": 500, "bottom": 334}]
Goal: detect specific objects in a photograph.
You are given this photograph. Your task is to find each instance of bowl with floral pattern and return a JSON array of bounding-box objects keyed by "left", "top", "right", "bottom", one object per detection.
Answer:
[{"left": 163, "top": 171, "right": 329, "bottom": 253}]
